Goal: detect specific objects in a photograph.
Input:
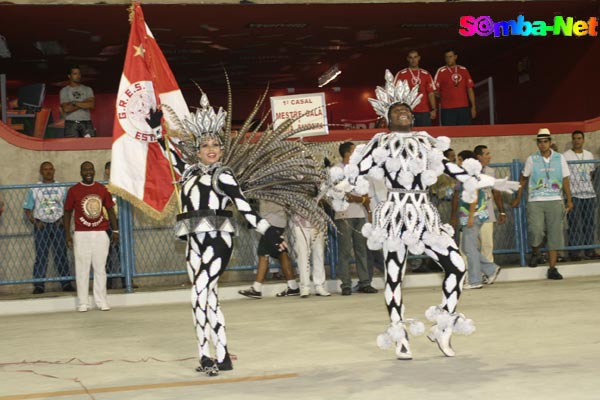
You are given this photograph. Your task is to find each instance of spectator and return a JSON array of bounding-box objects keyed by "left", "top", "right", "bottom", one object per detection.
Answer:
[
  {"left": 290, "top": 208, "right": 331, "bottom": 298},
  {"left": 562, "top": 130, "right": 600, "bottom": 260},
  {"left": 333, "top": 142, "right": 378, "bottom": 296},
  {"left": 64, "top": 161, "right": 118, "bottom": 311},
  {"left": 23, "top": 161, "right": 74, "bottom": 294},
  {"left": 434, "top": 49, "right": 476, "bottom": 126},
  {"left": 60, "top": 65, "right": 96, "bottom": 138},
  {"left": 394, "top": 50, "right": 437, "bottom": 126},
  {"left": 511, "top": 129, "right": 573, "bottom": 280},
  {"left": 474, "top": 144, "right": 507, "bottom": 265},
  {"left": 238, "top": 200, "right": 300, "bottom": 298},
  {"left": 456, "top": 151, "right": 501, "bottom": 289}
]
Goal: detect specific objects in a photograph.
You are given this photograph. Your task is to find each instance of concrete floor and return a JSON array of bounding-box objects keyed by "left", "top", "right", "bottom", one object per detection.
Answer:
[{"left": 1, "top": 271, "right": 600, "bottom": 400}]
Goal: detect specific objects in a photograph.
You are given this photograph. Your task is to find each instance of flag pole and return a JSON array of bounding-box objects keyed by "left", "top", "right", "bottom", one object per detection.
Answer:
[{"left": 160, "top": 116, "right": 182, "bottom": 214}]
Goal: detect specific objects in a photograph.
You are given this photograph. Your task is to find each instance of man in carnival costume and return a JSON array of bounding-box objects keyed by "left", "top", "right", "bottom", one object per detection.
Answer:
[
  {"left": 146, "top": 87, "right": 330, "bottom": 376},
  {"left": 327, "top": 70, "right": 519, "bottom": 359}
]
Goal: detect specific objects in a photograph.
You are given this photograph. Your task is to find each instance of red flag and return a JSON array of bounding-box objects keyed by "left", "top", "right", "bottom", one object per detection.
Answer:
[{"left": 109, "top": 2, "right": 188, "bottom": 219}]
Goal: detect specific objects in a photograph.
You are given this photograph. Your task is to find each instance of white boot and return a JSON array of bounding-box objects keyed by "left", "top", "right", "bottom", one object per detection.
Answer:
[
  {"left": 425, "top": 306, "right": 475, "bottom": 358},
  {"left": 395, "top": 328, "right": 412, "bottom": 360},
  {"left": 427, "top": 322, "right": 456, "bottom": 357},
  {"left": 377, "top": 322, "right": 416, "bottom": 360}
]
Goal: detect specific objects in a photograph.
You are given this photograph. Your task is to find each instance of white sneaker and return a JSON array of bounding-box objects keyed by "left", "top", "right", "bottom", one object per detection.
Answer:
[
  {"left": 486, "top": 266, "right": 501, "bottom": 285},
  {"left": 314, "top": 285, "right": 331, "bottom": 297},
  {"left": 300, "top": 287, "right": 311, "bottom": 298},
  {"left": 78, "top": 305, "right": 88, "bottom": 312},
  {"left": 99, "top": 305, "right": 111, "bottom": 311},
  {"left": 463, "top": 283, "right": 483, "bottom": 290}
]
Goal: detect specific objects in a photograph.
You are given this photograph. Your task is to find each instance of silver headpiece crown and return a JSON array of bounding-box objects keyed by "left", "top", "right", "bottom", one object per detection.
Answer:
[
  {"left": 182, "top": 92, "right": 227, "bottom": 145},
  {"left": 368, "top": 69, "right": 423, "bottom": 122}
]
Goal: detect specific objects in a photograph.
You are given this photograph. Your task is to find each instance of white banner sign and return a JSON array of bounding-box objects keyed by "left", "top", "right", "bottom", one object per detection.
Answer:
[{"left": 270, "top": 92, "right": 328, "bottom": 138}]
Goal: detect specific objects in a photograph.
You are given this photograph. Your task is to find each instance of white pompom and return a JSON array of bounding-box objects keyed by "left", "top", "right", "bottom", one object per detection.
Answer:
[
  {"left": 462, "top": 158, "right": 482, "bottom": 176},
  {"left": 387, "top": 237, "right": 403, "bottom": 252},
  {"left": 335, "top": 180, "right": 352, "bottom": 193},
  {"left": 429, "top": 148, "right": 444, "bottom": 164},
  {"left": 385, "top": 157, "right": 402, "bottom": 172},
  {"left": 431, "top": 162, "right": 445, "bottom": 176},
  {"left": 461, "top": 190, "right": 477, "bottom": 204},
  {"left": 329, "top": 166, "right": 345, "bottom": 182},
  {"left": 402, "top": 231, "right": 420, "bottom": 246},
  {"left": 436, "top": 136, "right": 451, "bottom": 151},
  {"left": 408, "top": 241, "right": 425, "bottom": 255},
  {"left": 376, "top": 332, "right": 393, "bottom": 349},
  {"left": 421, "top": 170, "right": 438, "bottom": 186},
  {"left": 367, "top": 237, "right": 384, "bottom": 250},
  {"left": 398, "top": 171, "right": 414, "bottom": 187},
  {"left": 463, "top": 177, "right": 478, "bottom": 192},
  {"left": 355, "top": 176, "right": 370, "bottom": 195},
  {"left": 425, "top": 305, "right": 442, "bottom": 322},
  {"left": 454, "top": 317, "right": 476, "bottom": 336},
  {"left": 372, "top": 147, "right": 390, "bottom": 165},
  {"left": 368, "top": 166, "right": 385, "bottom": 180},
  {"left": 331, "top": 199, "right": 348, "bottom": 211},
  {"left": 409, "top": 320, "right": 425, "bottom": 336},
  {"left": 361, "top": 223, "right": 373, "bottom": 237},
  {"left": 408, "top": 158, "right": 426, "bottom": 174},
  {"left": 344, "top": 164, "right": 360, "bottom": 179}
]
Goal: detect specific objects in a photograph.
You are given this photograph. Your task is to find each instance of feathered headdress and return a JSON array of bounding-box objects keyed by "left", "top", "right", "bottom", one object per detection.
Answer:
[{"left": 368, "top": 69, "right": 423, "bottom": 122}]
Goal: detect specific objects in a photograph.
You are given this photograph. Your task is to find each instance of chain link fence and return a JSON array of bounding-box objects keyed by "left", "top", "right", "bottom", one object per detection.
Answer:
[{"left": 1, "top": 159, "right": 599, "bottom": 295}]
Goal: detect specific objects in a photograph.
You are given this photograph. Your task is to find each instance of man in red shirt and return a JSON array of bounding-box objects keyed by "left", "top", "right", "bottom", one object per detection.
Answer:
[
  {"left": 394, "top": 50, "right": 437, "bottom": 127},
  {"left": 434, "top": 49, "right": 476, "bottom": 126},
  {"left": 64, "top": 161, "right": 118, "bottom": 312}
]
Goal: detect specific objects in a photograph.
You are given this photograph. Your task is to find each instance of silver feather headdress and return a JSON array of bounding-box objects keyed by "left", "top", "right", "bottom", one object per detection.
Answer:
[
  {"left": 183, "top": 92, "right": 226, "bottom": 146},
  {"left": 368, "top": 69, "right": 423, "bottom": 122},
  {"left": 161, "top": 91, "right": 226, "bottom": 165}
]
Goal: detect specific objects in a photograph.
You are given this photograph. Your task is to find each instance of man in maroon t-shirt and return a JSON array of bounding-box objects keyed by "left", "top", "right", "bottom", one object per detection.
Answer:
[
  {"left": 434, "top": 49, "right": 476, "bottom": 126},
  {"left": 64, "top": 161, "right": 118, "bottom": 312},
  {"left": 394, "top": 50, "right": 437, "bottom": 127}
]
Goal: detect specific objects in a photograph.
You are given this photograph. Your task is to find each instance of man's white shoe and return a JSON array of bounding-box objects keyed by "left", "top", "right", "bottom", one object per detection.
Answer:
[
  {"left": 463, "top": 283, "right": 483, "bottom": 290},
  {"left": 100, "top": 305, "right": 111, "bottom": 311},
  {"left": 486, "top": 266, "right": 501, "bottom": 285},
  {"left": 300, "top": 287, "right": 311, "bottom": 298},
  {"left": 78, "top": 305, "right": 88, "bottom": 312},
  {"left": 314, "top": 286, "right": 331, "bottom": 297}
]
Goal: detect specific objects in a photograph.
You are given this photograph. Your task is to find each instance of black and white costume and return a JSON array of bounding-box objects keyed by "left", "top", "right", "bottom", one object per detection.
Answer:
[
  {"left": 328, "top": 71, "right": 518, "bottom": 359},
  {"left": 152, "top": 88, "right": 329, "bottom": 375},
  {"left": 150, "top": 93, "right": 285, "bottom": 376}
]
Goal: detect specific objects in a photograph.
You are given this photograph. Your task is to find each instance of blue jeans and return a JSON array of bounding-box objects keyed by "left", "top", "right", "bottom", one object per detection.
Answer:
[
  {"left": 32, "top": 221, "right": 71, "bottom": 289},
  {"left": 334, "top": 218, "right": 371, "bottom": 290},
  {"left": 461, "top": 220, "right": 498, "bottom": 285}
]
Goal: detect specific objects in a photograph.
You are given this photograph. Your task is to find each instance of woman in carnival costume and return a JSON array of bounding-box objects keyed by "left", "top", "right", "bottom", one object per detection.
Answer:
[
  {"left": 147, "top": 85, "right": 330, "bottom": 376},
  {"left": 327, "top": 70, "right": 519, "bottom": 359}
]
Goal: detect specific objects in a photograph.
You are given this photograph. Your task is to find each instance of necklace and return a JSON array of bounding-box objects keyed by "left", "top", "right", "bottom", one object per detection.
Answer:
[
  {"left": 541, "top": 152, "right": 552, "bottom": 188},
  {"left": 408, "top": 68, "right": 421, "bottom": 86},
  {"left": 450, "top": 66, "right": 461, "bottom": 87}
]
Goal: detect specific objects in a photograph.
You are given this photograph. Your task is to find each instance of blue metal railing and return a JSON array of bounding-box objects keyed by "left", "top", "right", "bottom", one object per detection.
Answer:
[{"left": 1, "top": 159, "right": 599, "bottom": 292}]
